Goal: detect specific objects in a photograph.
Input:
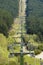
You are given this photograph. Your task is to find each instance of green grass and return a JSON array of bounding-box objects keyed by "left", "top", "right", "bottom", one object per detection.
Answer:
[
  {"left": 24, "top": 55, "right": 41, "bottom": 65},
  {"left": 0, "top": 33, "right": 43, "bottom": 65}
]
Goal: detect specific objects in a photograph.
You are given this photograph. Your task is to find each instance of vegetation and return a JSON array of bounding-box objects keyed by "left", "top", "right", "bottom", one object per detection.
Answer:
[
  {"left": 0, "top": 0, "right": 19, "bottom": 36},
  {"left": 24, "top": 55, "right": 40, "bottom": 65},
  {"left": 26, "top": 0, "right": 43, "bottom": 41},
  {"left": 25, "top": 0, "right": 43, "bottom": 55},
  {"left": 0, "top": 33, "right": 41, "bottom": 65},
  {"left": 23, "top": 34, "right": 43, "bottom": 55},
  {"left": 0, "top": 33, "right": 20, "bottom": 65},
  {"left": 0, "top": 0, "right": 43, "bottom": 65},
  {"left": 0, "top": 9, "right": 13, "bottom": 36},
  {"left": 0, "top": 0, "right": 19, "bottom": 64},
  {"left": 0, "top": 0, "right": 19, "bottom": 17},
  {"left": 38, "top": 44, "right": 43, "bottom": 51},
  {"left": 34, "top": 49, "right": 41, "bottom": 55},
  {"left": 0, "top": 34, "right": 8, "bottom": 65}
]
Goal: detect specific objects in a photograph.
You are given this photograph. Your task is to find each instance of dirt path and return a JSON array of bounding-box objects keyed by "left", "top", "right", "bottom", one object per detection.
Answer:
[
  {"left": 35, "top": 52, "right": 43, "bottom": 59},
  {"left": 9, "top": 0, "right": 26, "bottom": 43}
]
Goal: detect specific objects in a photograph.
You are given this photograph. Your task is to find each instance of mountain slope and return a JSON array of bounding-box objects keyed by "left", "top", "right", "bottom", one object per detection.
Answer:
[
  {"left": 0, "top": 0, "right": 19, "bottom": 17},
  {"left": 26, "top": 0, "right": 43, "bottom": 41}
]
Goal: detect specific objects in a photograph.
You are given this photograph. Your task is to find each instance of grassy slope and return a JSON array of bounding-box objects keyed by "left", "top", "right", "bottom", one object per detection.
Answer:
[{"left": 24, "top": 55, "right": 40, "bottom": 65}]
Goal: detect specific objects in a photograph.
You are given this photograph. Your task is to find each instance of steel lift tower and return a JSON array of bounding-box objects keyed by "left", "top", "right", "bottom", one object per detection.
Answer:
[{"left": 7, "top": 0, "right": 34, "bottom": 65}]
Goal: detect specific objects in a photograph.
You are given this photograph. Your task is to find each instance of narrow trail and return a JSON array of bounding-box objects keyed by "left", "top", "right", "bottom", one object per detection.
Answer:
[
  {"left": 9, "top": 0, "right": 30, "bottom": 53},
  {"left": 9, "top": 0, "right": 26, "bottom": 43}
]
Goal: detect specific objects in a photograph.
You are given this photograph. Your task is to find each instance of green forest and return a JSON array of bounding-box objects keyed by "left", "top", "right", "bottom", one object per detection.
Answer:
[
  {"left": 0, "top": 0, "right": 19, "bottom": 36},
  {"left": 0, "top": 0, "right": 19, "bottom": 65},
  {"left": 26, "top": 0, "right": 43, "bottom": 41},
  {"left": 0, "top": 0, "right": 19, "bottom": 17},
  {"left": 25, "top": 0, "right": 43, "bottom": 57}
]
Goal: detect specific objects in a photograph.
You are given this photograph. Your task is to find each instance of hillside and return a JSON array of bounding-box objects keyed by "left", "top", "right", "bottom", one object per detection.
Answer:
[
  {"left": 0, "top": 0, "right": 19, "bottom": 36},
  {"left": 0, "top": 0, "right": 19, "bottom": 64},
  {"left": 26, "top": 0, "right": 43, "bottom": 41},
  {"left": 0, "top": 0, "right": 43, "bottom": 65},
  {"left": 0, "top": 0, "right": 19, "bottom": 17}
]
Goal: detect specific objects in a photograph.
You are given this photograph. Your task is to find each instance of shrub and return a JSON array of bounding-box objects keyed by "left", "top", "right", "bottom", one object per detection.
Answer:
[
  {"left": 0, "top": 33, "right": 7, "bottom": 48},
  {"left": 34, "top": 49, "right": 41, "bottom": 55},
  {"left": 7, "top": 36, "right": 15, "bottom": 45},
  {"left": 38, "top": 44, "right": 43, "bottom": 51},
  {"left": 33, "top": 34, "right": 40, "bottom": 42},
  {"left": 0, "top": 9, "right": 13, "bottom": 36}
]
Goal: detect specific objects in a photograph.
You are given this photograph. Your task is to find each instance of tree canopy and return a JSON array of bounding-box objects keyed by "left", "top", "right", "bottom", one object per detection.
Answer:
[
  {"left": 0, "top": 9, "right": 13, "bottom": 36},
  {"left": 0, "top": 0, "right": 19, "bottom": 17},
  {"left": 26, "top": 0, "right": 43, "bottom": 41}
]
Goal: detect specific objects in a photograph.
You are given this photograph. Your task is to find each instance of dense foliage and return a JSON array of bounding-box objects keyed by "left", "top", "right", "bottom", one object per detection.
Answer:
[
  {"left": 26, "top": 0, "right": 43, "bottom": 41},
  {"left": 0, "top": 34, "right": 8, "bottom": 64},
  {"left": 0, "top": 34, "right": 20, "bottom": 65},
  {"left": 0, "top": 9, "right": 13, "bottom": 36},
  {"left": 0, "top": 0, "right": 19, "bottom": 36},
  {"left": 0, "top": 0, "right": 19, "bottom": 17}
]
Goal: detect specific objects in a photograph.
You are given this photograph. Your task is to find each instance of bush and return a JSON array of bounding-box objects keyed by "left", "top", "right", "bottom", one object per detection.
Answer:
[
  {"left": 22, "top": 35, "right": 30, "bottom": 43},
  {"left": 0, "top": 9, "right": 13, "bottom": 36},
  {"left": 27, "top": 43, "right": 38, "bottom": 51},
  {"left": 9, "top": 61, "right": 17, "bottom": 65},
  {"left": 38, "top": 44, "right": 43, "bottom": 51},
  {"left": 0, "top": 33, "right": 7, "bottom": 48},
  {"left": 0, "top": 33, "right": 8, "bottom": 65},
  {"left": 7, "top": 36, "right": 15, "bottom": 45},
  {"left": 34, "top": 49, "right": 41, "bottom": 55},
  {"left": 33, "top": 34, "right": 40, "bottom": 42}
]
